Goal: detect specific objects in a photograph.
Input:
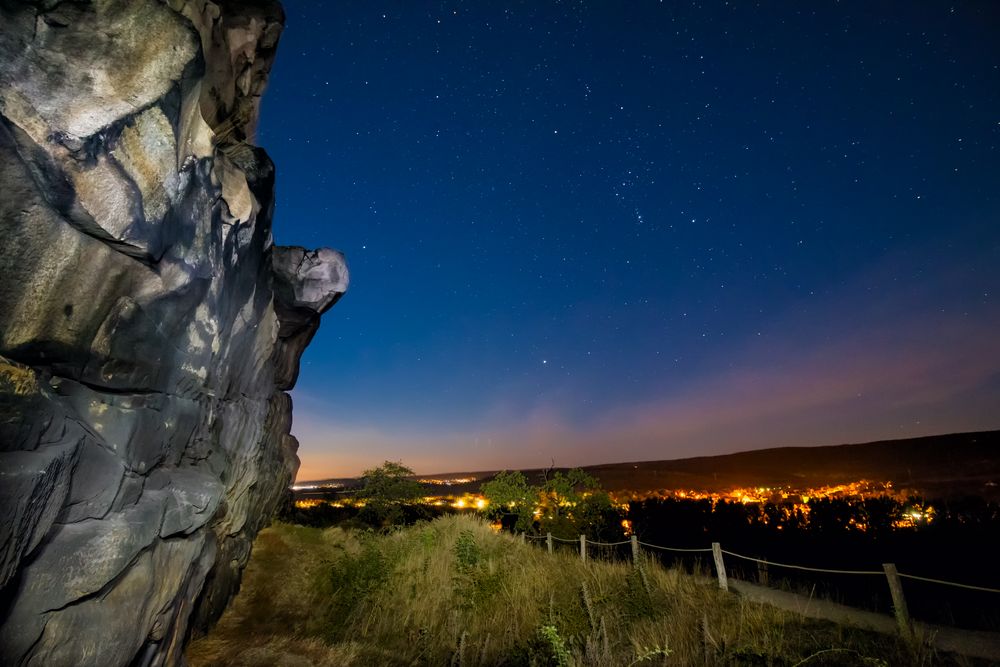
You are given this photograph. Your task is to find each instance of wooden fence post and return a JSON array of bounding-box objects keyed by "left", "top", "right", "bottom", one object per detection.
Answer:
[
  {"left": 630, "top": 535, "right": 639, "bottom": 565},
  {"left": 711, "top": 542, "right": 728, "bottom": 591},
  {"left": 883, "top": 563, "right": 913, "bottom": 642},
  {"left": 520, "top": 533, "right": 525, "bottom": 545},
  {"left": 580, "top": 534, "right": 587, "bottom": 562},
  {"left": 546, "top": 532, "right": 553, "bottom": 554},
  {"left": 758, "top": 560, "right": 769, "bottom": 586}
]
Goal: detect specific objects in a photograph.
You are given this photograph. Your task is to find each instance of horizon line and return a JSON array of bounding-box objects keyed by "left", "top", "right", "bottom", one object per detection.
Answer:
[{"left": 294, "top": 426, "right": 1000, "bottom": 484}]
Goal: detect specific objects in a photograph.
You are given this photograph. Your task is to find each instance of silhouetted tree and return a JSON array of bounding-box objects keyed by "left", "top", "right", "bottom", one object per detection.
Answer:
[{"left": 356, "top": 460, "right": 423, "bottom": 527}]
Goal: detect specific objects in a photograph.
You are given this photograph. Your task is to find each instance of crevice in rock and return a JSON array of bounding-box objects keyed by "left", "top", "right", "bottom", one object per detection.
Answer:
[
  {"left": 0, "top": 116, "right": 158, "bottom": 266},
  {"left": 38, "top": 540, "right": 153, "bottom": 616}
]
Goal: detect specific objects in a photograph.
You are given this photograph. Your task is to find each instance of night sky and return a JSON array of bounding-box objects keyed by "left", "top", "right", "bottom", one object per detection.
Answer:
[{"left": 258, "top": 2, "right": 1000, "bottom": 480}]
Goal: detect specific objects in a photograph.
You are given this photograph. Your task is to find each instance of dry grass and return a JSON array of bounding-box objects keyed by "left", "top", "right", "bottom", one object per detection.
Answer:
[
  {"left": 188, "top": 515, "right": 923, "bottom": 666},
  {"left": 0, "top": 357, "right": 38, "bottom": 396}
]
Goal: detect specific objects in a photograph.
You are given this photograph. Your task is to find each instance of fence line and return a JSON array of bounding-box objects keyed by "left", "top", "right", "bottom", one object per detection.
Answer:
[
  {"left": 525, "top": 529, "right": 999, "bottom": 643},
  {"left": 528, "top": 532, "right": 999, "bottom": 594}
]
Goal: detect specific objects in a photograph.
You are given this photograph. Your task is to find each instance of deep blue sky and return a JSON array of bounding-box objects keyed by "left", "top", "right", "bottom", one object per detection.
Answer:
[{"left": 258, "top": 1, "right": 1000, "bottom": 480}]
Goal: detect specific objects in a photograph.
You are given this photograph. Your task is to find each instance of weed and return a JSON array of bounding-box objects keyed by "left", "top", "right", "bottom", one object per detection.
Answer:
[
  {"left": 580, "top": 581, "right": 596, "bottom": 632},
  {"left": 454, "top": 529, "right": 481, "bottom": 570},
  {"left": 326, "top": 542, "right": 392, "bottom": 636},
  {"left": 628, "top": 641, "right": 672, "bottom": 666},
  {"left": 622, "top": 567, "right": 655, "bottom": 618},
  {"left": 791, "top": 648, "right": 889, "bottom": 666},
  {"left": 419, "top": 525, "right": 437, "bottom": 550},
  {"left": 535, "top": 624, "right": 571, "bottom": 667}
]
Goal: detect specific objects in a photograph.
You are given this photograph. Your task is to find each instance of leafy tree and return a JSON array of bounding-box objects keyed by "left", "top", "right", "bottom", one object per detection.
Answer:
[
  {"left": 480, "top": 470, "right": 535, "bottom": 531},
  {"left": 479, "top": 467, "right": 625, "bottom": 539},
  {"left": 356, "top": 460, "right": 423, "bottom": 527},
  {"left": 537, "top": 468, "right": 625, "bottom": 539},
  {"left": 572, "top": 490, "right": 625, "bottom": 541},
  {"left": 539, "top": 468, "right": 600, "bottom": 515}
]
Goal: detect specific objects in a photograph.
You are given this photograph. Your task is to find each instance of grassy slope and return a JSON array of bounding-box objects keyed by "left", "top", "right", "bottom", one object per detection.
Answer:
[{"left": 188, "top": 515, "right": 936, "bottom": 666}]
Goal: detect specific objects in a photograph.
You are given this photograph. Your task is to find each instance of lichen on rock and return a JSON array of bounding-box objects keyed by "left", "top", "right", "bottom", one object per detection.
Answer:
[{"left": 0, "top": 1, "right": 346, "bottom": 665}]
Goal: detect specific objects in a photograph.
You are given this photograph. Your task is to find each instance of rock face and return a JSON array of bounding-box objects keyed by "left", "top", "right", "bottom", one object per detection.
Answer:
[{"left": 0, "top": 2, "right": 346, "bottom": 665}]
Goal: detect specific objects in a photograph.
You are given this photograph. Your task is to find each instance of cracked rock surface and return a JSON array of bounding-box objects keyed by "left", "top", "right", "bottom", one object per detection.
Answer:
[{"left": 0, "top": 1, "right": 346, "bottom": 665}]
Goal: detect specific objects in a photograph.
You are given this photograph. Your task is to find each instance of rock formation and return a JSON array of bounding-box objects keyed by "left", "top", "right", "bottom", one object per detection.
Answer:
[{"left": 0, "top": 1, "right": 346, "bottom": 665}]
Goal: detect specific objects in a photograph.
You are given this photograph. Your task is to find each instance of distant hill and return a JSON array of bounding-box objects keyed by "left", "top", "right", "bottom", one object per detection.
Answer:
[
  {"left": 568, "top": 430, "right": 1000, "bottom": 498},
  {"left": 298, "top": 429, "right": 1000, "bottom": 499}
]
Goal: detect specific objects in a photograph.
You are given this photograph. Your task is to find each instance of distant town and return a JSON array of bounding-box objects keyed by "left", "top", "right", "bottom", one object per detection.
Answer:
[{"left": 292, "top": 476, "right": 937, "bottom": 533}]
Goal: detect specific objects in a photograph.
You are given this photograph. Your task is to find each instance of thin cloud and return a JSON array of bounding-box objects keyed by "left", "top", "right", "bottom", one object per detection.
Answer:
[{"left": 291, "top": 245, "right": 1000, "bottom": 479}]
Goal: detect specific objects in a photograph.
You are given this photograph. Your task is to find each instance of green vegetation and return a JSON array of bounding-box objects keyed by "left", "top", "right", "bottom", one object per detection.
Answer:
[
  {"left": 356, "top": 460, "right": 424, "bottom": 527},
  {"left": 480, "top": 468, "right": 624, "bottom": 541},
  {"left": 188, "top": 515, "right": 924, "bottom": 666},
  {"left": 480, "top": 470, "right": 536, "bottom": 532}
]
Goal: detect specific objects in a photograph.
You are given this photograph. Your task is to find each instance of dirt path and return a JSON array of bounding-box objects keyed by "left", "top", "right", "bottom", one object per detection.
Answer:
[{"left": 730, "top": 579, "right": 1000, "bottom": 662}]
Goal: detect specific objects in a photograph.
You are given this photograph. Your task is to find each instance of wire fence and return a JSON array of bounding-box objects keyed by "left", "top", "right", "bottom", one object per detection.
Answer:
[
  {"left": 639, "top": 541, "right": 712, "bottom": 553},
  {"left": 520, "top": 530, "right": 1000, "bottom": 640},
  {"left": 588, "top": 539, "right": 631, "bottom": 547},
  {"left": 896, "top": 572, "right": 1000, "bottom": 595},
  {"left": 720, "top": 548, "right": 884, "bottom": 576}
]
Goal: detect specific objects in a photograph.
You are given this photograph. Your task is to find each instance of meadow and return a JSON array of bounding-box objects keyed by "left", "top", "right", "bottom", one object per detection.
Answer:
[{"left": 185, "top": 515, "right": 961, "bottom": 666}]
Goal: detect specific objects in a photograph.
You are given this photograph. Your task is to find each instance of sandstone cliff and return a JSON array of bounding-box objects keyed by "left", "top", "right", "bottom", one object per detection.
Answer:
[{"left": 0, "top": 1, "right": 346, "bottom": 665}]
